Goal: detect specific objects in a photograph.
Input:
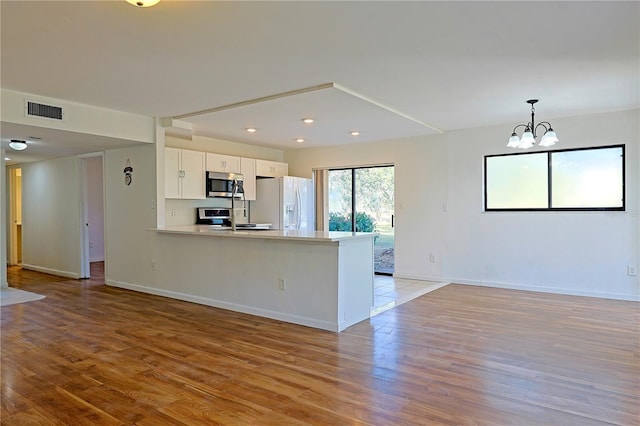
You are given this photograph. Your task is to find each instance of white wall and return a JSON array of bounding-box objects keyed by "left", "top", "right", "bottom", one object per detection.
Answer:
[
  {"left": 21, "top": 156, "right": 83, "bottom": 278},
  {"left": 1, "top": 89, "right": 155, "bottom": 144},
  {"left": 86, "top": 155, "right": 104, "bottom": 262},
  {"left": 109, "top": 127, "right": 290, "bottom": 291},
  {"left": 104, "top": 143, "right": 158, "bottom": 289},
  {"left": 166, "top": 134, "right": 285, "bottom": 162},
  {"left": 286, "top": 109, "right": 640, "bottom": 301}
]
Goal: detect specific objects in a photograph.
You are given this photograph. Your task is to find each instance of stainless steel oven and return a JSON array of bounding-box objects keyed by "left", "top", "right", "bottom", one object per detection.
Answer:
[{"left": 196, "top": 208, "right": 232, "bottom": 227}]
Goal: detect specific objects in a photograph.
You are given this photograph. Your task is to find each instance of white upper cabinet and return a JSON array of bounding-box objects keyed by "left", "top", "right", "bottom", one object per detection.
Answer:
[
  {"left": 164, "top": 147, "right": 181, "bottom": 199},
  {"left": 165, "top": 149, "right": 284, "bottom": 200},
  {"left": 165, "top": 147, "right": 205, "bottom": 199},
  {"left": 180, "top": 150, "right": 206, "bottom": 199},
  {"left": 256, "top": 159, "right": 288, "bottom": 178},
  {"left": 206, "top": 153, "right": 241, "bottom": 174},
  {"left": 240, "top": 157, "right": 257, "bottom": 201}
]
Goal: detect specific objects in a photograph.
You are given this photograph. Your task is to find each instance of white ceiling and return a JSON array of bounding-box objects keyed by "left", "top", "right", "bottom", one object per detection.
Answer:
[{"left": 1, "top": 1, "right": 638, "bottom": 164}]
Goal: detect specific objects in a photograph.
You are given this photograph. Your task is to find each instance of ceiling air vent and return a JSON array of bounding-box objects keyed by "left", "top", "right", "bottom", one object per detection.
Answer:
[{"left": 25, "top": 100, "right": 64, "bottom": 121}]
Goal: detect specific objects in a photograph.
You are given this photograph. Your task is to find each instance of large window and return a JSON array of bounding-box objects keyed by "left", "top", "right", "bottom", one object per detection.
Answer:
[{"left": 485, "top": 145, "right": 625, "bottom": 211}]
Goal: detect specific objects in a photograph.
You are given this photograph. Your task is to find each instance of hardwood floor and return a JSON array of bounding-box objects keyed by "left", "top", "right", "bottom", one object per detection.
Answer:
[{"left": 2, "top": 264, "right": 639, "bottom": 425}]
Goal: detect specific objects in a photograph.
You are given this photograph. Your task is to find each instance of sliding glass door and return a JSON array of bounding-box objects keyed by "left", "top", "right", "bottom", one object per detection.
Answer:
[{"left": 328, "top": 165, "right": 395, "bottom": 275}]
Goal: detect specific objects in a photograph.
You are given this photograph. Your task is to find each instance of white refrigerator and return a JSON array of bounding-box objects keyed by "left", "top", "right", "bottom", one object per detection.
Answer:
[{"left": 252, "top": 177, "right": 314, "bottom": 231}]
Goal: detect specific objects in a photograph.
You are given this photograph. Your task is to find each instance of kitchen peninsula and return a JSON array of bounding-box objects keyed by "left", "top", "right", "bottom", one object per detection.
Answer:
[{"left": 145, "top": 226, "right": 376, "bottom": 332}]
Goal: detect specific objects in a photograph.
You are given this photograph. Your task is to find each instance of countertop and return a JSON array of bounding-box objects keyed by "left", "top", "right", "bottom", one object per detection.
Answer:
[{"left": 153, "top": 225, "right": 377, "bottom": 242}]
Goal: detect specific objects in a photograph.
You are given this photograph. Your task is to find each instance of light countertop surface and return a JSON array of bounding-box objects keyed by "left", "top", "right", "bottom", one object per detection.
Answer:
[{"left": 153, "top": 225, "right": 377, "bottom": 242}]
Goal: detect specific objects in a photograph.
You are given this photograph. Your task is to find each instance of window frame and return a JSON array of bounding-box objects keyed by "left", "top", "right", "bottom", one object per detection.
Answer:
[{"left": 484, "top": 144, "right": 625, "bottom": 212}]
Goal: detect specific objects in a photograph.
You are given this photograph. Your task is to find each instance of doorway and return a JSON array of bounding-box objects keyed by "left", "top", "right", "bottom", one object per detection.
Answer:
[
  {"left": 8, "top": 168, "right": 22, "bottom": 265},
  {"left": 328, "top": 165, "right": 395, "bottom": 275},
  {"left": 80, "top": 154, "right": 105, "bottom": 279}
]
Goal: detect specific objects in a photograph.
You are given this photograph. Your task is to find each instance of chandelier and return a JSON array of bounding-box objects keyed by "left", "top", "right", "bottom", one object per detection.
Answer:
[{"left": 507, "top": 99, "right": 559, "bottom": 149}]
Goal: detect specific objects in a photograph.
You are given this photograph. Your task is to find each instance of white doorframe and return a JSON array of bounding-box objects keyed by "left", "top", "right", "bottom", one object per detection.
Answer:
[
  {"left": 78, "top": 152, "right": 105, "bottom": 278},
  {"left": 7, "top": 167, "right": 21, "bottom": 266}
]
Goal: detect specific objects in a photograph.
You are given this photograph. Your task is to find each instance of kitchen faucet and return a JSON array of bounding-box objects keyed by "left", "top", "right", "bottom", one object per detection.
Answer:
[{"left": 230, "top": 179, "right": 246, "bottom": 231}]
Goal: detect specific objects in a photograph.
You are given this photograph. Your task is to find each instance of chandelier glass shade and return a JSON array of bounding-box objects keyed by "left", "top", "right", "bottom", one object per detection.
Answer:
[{"left": 507, "top": 99, "right": 558, "bottom": 149}]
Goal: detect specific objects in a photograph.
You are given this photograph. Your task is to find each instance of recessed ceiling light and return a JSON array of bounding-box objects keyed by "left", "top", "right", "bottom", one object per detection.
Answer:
[
  {"left": 302, "top": 118, "right": 314, "bottom": 124},
  {"left": 246, "top": 128, "right": 257, "bottom": 133},
  {"left": 350, "top": 131, "right": 360, "bottom": 136},
  {"left": 295, "top": 138, "right": 305, "bottom": 143},
  {"left": 4, "top": 157, "right": 12, "bottom": 161}
]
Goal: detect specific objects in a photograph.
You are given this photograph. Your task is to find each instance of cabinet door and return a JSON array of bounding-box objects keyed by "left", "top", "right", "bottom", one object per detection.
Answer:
[
  {"left": 274, "top": 162, "right": 288, "bottom": 177},
  {"left": 164, "top": 147, "right": 181, "bottom": 199},
  {"left": 206, "top": 153, "right": 225, "bottom": 172},
  {"left": 206, "top": 153, "right": 241, "bottom": 173},
  {"left": 240, "top": 157, "right": 256, "bottom": 201},
  {"left": 256, "top": 159, "right": 275, "bottom": 177},
  {"left": 180, "top": 149, "right": 206, "bottom": 199},
  {"left": 224, "top": 155, "right": 241, "bottom": 174}
]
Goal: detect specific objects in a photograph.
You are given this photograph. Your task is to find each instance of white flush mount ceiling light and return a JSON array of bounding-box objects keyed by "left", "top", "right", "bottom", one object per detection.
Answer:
[
  {"left": 9, "top": 139, "right": 28, "bottom": 151},
  {"left": 246, "top": 128, "right": 257, "bottom": 133},
  {"left": 125, "top": 0, "right": 160, "bottom": 7},
  {"left": 507, "top": 99, "right": 559, "bottom": 149},
  {"left": 350, "top": 131, "right": 360, "bottom": 136},
  {"left": 295, "top": 138, "right": 305, "bottom": 143},
  {"left": 302, "top": 118, "right": 314, "bottom": 124}
]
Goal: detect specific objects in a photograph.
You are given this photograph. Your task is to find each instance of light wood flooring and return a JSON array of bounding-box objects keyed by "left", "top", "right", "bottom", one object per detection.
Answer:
[
  {"left": 372, "top": 275, "right": 448, "bottom": 316},
  {"left": 1, "top": 263, "right": 639, "bottom": 425}
]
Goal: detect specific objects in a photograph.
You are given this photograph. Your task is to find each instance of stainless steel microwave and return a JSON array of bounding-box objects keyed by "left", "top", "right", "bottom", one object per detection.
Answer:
[{"left": 206, "top": 171, "right": 244, "bottom": 198}]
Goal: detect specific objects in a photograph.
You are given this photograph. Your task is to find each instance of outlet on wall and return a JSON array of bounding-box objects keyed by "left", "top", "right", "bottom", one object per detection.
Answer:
[
  {"left": 628, "top": 265, "right": 637, "bottom": 276},
  {"left": 429, "top": 253, "right": 437, "bottom": 262},
  {"left": 151, "top": 261, "right": 157, "bottom": 271},
  {"left": 278, "top": 277, "right": 286, "bottom": 290}
]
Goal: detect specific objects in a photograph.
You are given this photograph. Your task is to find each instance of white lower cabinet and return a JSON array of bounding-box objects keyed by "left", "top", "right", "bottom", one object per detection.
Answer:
[{"left": 165, "top": 147, "right": 205, "bottom": 199}]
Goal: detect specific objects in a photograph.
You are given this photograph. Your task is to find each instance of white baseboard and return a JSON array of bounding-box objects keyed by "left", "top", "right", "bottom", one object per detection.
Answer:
[
  {"left": 393, "top": 272, "right": 447, "bottom": 282},
  {"left": 105, "top": 279, "right": 340, "bottom": 332},
  {"left": 447, "top": 277, "right": 639, "bottom": 302},
  {"left": 394, "top": 271, "right": 639, "bottom": 302},
  {"left": 21, "top": 264, "right": 80, "bottom": 279}
]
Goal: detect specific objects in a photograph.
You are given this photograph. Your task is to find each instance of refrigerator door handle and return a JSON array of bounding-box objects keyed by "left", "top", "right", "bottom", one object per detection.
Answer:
[{"left": 296, "top": 188, "right": 302, "bottom": 230}]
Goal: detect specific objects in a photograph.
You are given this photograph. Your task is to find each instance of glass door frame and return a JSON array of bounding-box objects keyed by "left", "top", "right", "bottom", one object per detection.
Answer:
[{"left": 327, "top": 164, "right": 395, "bottom": 275}]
